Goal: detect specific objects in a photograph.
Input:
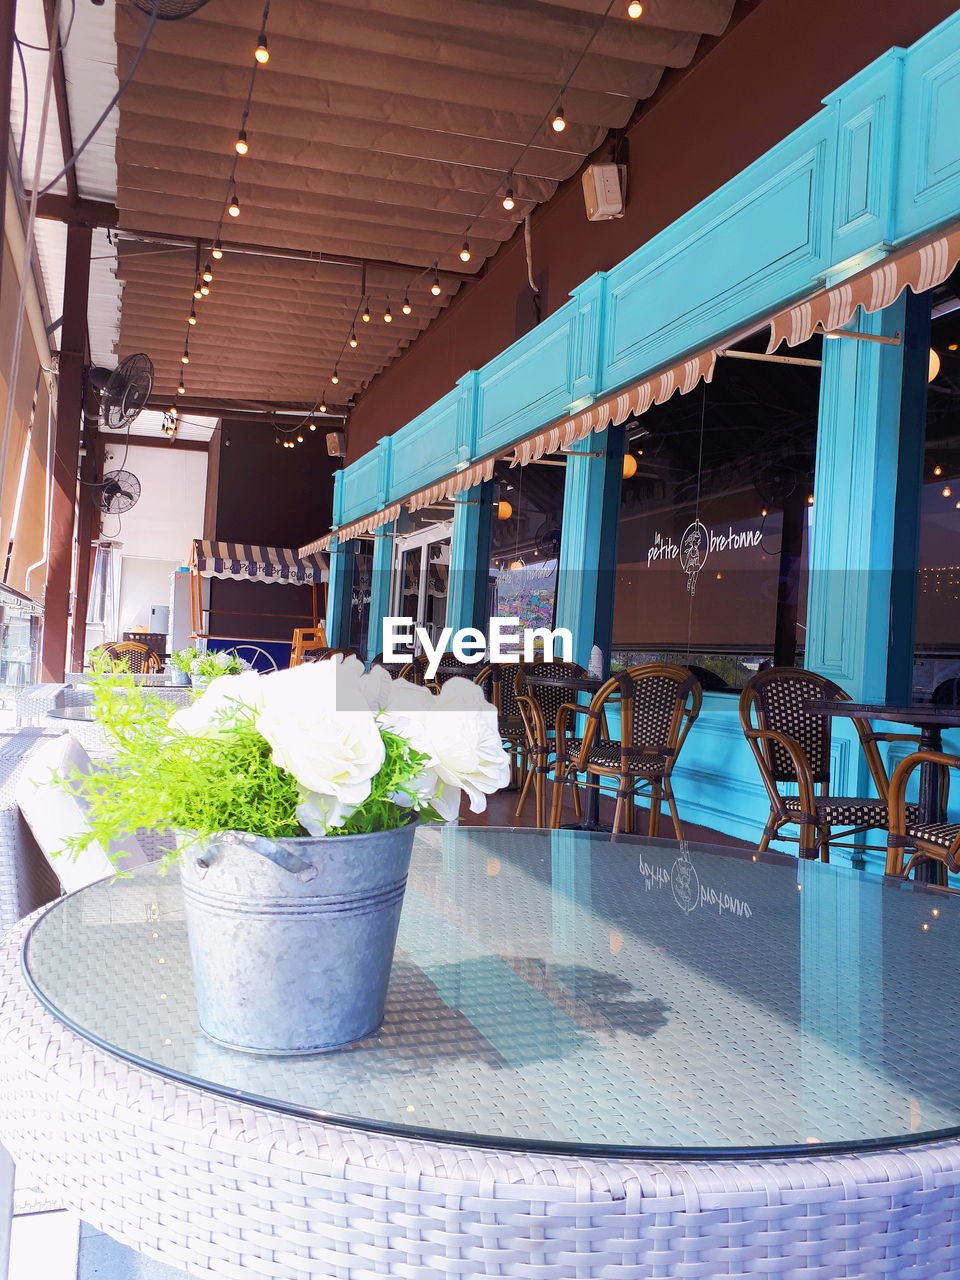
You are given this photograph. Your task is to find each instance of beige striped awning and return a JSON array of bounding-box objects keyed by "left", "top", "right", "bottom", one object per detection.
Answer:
[
  {"left": 299, "top": 504, "right": 402, "bottom": 555},
  {"left": 767, "top": 222, "right": 960, "bottom": 351}
]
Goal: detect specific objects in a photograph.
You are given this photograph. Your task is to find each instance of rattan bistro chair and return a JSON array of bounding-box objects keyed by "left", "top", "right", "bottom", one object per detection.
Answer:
[
  {"left": 490, "top": 664, "right": 531, "bottom": 798},
  {"left": 740, "top": 667, "right": 920, "bottom": 862},
  {"left": 428, "top": 654, "right": 493, "bottom": 695},
  {"left": 549, "top": 664, "right": 701, "bottom": 837},
  {"left": 886, "top": 751, "right": 960, "bottom": 880},
  {"left": 515, "top": 661, "right": 590, "bottom": 828},
  {"left": 97, "top": 641, "right": 163, "bottom": 674}
]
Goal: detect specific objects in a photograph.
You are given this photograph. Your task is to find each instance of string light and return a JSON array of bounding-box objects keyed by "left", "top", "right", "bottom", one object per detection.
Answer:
[
  {"left": 320, "top": 400, "right": 328, "bottom": 413},
  {"left": 934, "top": 465, "right": 943, "bottom": 476},
  {"left": 361, "top": 300, "right": 371, "bottom": 323},
  {"left": 349, "top": 330, "right": 358, "bottom": 348},
  {"left": 187, "top": 308, "right": 197, "bottom": 326},
  {"left": 202, "top": 263, "right": 213, "bottom": 283},
  {"left": 254, "top": 31, "right": 269, "bottom": 63},
  {"left": 383, "top": 302, "right": 393, "bottom": 323},
  {"left": 296, "top": 434, "right": 304, "bottom": 443},
  {"left": 627, "top": 0, "right": 643, "bottom": 15},
  {"left": 228, "top": 191, "right": 240, "bottom": 217},
  {"left": 551, "top": 103, "right": 566, "bottom": 132},
  {"left": 502, "top": 187, "right": 515, "bottom": 211},
  {"left": 430, "top": 271, "right": 442, "bottom": 296},
  {"left": 309, "top": 421, "right": 317, "bottom": 430},
  {"left": 211, "top": 241, "right": 223, "bottom": 260},
  {"left": 330, "top": 369, "right": 340, "bottom": 384},
  {"left": 180, "top": 348, "right": 190, "bottom": 365},
  {"left": 459, "top": 241, "right": 471, "bottom": 263},
  {"left": 200, "top": 281, "right": 210, "bottom": 296},
  {"left": 177, "top": 379, "right": 185, "bottom": 395},
  {"left": 401, "top": 296, "right": 412, "bottom": 315},
  {"left": 193, "top": 285, "right": 203, "bottom": 300},
  {"left": 943, "top": 486, "right": 953, "bottom": 498},
  {"left": 235, "top": 130, "right": 249, "bottom": 156}
]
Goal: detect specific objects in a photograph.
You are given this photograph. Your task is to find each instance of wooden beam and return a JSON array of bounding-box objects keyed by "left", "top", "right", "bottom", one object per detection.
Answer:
[
  {"left": 41, "top": 0, "right": 78, "bottom": 204},
  {"left": 0, "top": 0, "right": 15, "bottom": 298},
  {"left": 104, "top": 433, "right": 209, "bottom": 453},
  {"left": 41, "top": 222, "right": 92, "bottom": 680},
  {"left": 70, "top": 423, "right": 103, "bottom": 672},
  {"left": 34, "top": 193, "right": 118, "bottom": 228},
  {"left": 146, "top": 395, "right": 348, "bottom": 421}
]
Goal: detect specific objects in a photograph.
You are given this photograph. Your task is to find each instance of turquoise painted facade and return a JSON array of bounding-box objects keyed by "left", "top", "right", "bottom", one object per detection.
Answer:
[{"left": 327, "top": 12, "right": 960, "bottom": 857}]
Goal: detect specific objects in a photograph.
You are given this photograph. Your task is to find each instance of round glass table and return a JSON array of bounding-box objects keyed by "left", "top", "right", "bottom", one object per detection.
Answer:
[{"left": 3, "top": 825, "right": 960, "bottom": 1278}]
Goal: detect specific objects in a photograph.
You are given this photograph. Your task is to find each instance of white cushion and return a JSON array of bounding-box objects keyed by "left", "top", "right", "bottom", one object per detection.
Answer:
[{"left": 15, "top": 734, "right": 148, "bottom": 893}]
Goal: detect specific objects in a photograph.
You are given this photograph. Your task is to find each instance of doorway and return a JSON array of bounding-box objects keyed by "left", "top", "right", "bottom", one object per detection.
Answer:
[{"left": 390, "top": 520, "right": 452, "bottom": 648}]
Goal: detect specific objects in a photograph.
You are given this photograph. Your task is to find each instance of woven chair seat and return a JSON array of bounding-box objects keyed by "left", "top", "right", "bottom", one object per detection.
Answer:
[
  {"left": 565, "top": 739, "right": 669, "bottom": 776},
  {"left": 905, "top": 820, "right": 960, "bottom": 851},
  {"left": 783, "top": 795, "right": 919, "bottom": 827}
]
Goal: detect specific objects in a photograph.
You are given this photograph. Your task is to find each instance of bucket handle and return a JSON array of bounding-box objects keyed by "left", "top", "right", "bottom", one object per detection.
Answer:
[{"left": 195, "top": 832, "right": 318, "bottom": 881}]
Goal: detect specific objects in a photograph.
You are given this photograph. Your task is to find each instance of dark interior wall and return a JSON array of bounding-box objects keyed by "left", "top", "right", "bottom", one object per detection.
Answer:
[
  {"left": 205, "top": 419, "right": 337, "bottom": 641},
  {"left": 346, "top": 0, "right": 959, "bottom": 463}
]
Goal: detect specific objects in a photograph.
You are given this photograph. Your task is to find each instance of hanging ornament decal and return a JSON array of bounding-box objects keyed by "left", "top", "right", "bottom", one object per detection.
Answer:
[{"left": 679, "top": 520, "right": 709, "bottom": 596}]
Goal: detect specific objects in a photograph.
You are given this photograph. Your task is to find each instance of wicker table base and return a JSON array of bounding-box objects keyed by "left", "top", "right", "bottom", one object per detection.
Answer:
[{"left": 2, "top": 916, "right": 960, "bottom": 1278}]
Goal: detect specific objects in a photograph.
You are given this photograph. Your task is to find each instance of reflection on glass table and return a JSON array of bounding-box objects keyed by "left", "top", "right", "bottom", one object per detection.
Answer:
[{"left": 22, "top": 825, "right": 960, "bottom": 1158}]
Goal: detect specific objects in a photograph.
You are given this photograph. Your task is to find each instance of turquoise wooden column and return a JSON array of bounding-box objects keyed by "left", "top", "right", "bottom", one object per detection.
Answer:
[
  {"left": 365, "top": 521, "right": 395, "bottom": 662},
  {"left": 446, "top": 481, "right": 493, "bottom": 633},
  {"left": 805, "top": 291, "right": 930, "bottom": 811},
  {"left": 554, "top": 426, "right": 626, "bottom": 666},
  {"left": 325, "top": 536, "right": 355, "bottom": 649}
]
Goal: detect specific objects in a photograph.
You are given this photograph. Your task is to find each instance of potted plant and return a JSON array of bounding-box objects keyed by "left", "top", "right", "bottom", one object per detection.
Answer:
[
  {"left": 63, "top": 657, "right": 510, "bottom": 1054},
  {"left": 167, "top": 646, "right": 197, "bottom": 686},
  {"left": 187, "top": 648, "right": 249, "bottom": 690}
]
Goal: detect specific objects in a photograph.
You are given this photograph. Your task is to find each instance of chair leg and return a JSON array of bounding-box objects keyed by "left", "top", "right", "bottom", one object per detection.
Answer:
[
  {"left": 758, "top": 810, "right": 779, "bottom": 853},
  {"left": 648, "top": 783, "right": 662, "bottom": 838},
  {"left": 612, "top": 780, "right": 627, "bottom": 836},
  {"left": 818, "top": 825, "right": 831, "bottom": 864},
  {"left": 571, "top": 775, "right": 582, "bottom": 820},
  {"left": 534, "top": 767, "right": 547, "bottom": 829},
  {"left": 663, "top": 780, "right": 683, "bottom": 841},
  {"left": 549, "top": 765, "right": 567, "bottom": 829},
  {"left": 625, "top": 790, "right": 635, "bottom": 835},
  {"left": 514, "top": 758, "right": 534, "bottom": 820},
  {"left": 799, "top": 819, "right": 817, "bottom": 860}
]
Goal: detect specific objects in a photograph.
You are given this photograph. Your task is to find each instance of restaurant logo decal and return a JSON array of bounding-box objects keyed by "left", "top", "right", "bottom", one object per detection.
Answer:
[
  {"left": 637, "top": 847, "right": 753, "bottom": 919},
  {"left": 646, "top": 519, "right": 764, "bottom": 596}
]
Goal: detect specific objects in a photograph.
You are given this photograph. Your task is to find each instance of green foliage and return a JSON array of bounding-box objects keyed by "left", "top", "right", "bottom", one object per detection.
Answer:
[
  {"left": 169, "top": 646, "right": 198, "bottom": 674},
  {"left": 63, "top": 672, "right": 433, "bottom": 867},
  {"left": 190, "top": 650, "right": 247, "bottom": 678}
]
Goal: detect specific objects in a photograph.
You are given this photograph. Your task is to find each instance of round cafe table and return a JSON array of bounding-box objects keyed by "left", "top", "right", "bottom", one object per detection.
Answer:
[{"left": 2, "top": 826, "right": 960, "bottom": 1278}]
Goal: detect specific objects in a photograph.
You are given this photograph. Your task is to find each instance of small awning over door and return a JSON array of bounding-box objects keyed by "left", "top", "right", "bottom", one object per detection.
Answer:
[{"left": 191, "top": 541, "right": 327, "bottom": 584}]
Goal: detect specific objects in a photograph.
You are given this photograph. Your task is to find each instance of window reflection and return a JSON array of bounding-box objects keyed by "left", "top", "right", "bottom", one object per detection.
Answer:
[{"left": 488, "top": 459, "right": 564, "bottom": 631}]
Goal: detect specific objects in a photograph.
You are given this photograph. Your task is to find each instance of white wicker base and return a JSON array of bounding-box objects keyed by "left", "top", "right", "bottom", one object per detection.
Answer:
[{"left": 2, "top": 913, "right": 960, "bottom": 1280}]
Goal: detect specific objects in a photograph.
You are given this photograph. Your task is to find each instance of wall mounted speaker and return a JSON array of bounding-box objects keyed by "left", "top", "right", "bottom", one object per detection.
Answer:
[{"left": 582, "top": 164, "right": 626, "bottom": 221}]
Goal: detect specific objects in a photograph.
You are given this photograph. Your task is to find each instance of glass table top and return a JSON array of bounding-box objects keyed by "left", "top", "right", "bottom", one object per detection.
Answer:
[{"left": 21, "top": 826, "right": 960, "bottom": 1158}]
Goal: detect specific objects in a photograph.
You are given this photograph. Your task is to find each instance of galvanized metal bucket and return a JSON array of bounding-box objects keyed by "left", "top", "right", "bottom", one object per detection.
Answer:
[{"left": 179, "top": 823, "right": 417, "bottom": 1054}]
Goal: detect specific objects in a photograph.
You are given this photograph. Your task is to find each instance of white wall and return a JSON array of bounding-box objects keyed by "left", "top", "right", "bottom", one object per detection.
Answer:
[{"left": 99, "top": 443, "right": 207, "bottom": 641}]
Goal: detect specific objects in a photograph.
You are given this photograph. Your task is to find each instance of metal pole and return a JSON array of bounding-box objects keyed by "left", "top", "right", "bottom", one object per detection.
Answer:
[{"left": 0, "top": 0, "right": 16, "bottom": 298}]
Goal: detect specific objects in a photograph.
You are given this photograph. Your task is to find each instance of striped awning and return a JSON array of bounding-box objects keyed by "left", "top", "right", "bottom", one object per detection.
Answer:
[
  {"left": 299, "top": 504, "right": 403, "bottom": 554},
  {"left": 191, "top": 540, "right": 327, "bottom": 584},
  {"left": 767, "top": 222, "right": 960, "bottom": 351}
]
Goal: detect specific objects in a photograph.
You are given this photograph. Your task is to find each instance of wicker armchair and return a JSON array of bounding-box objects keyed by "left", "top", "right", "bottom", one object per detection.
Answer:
[
  {"left": 515, "top": 662, "right": 588, "bottom": 827},
  {"left": 397, "top": 654, "right": 429, "bottom": 685},
  {"left": 740, "top": 667, "right": 920, "bottom": 861},
  {"left": 549, "top": 664, "right": 701, "bottom": 837},
  {"left": 490, "top": 664, "right": 530, "bottom": 798},
  {"left": 886, "top": 751, "right": 960, "bottom": 879},
  {"left": 428, "top": 654, "right": 493, "bottom": 696},
  {"left": 97, "top": 641, "right": 163, "bottom": 674}
]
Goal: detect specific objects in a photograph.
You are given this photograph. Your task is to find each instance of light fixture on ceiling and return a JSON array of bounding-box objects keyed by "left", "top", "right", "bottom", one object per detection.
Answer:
[
  {"left": 227, "top": 192, "right": 240, "bottom": 217},
  {"left": 459, "top": 241, "right": 471, "bottom": 263},
  {"left": 187, "top": 308, "right": 197, "bottom": 326},
  {"left": 297, "top": 434, "right": 304, "bottom": 443},
  {"left": 551, "top": 103, "right": 566, "bottom": 133},
  {"left": 181, "top": 348, "right": 190, "bottom": 365},
  {"left": 496, "top": 500, "right": 513, "bottom": 520},
  {"left": 201, "top": 263, "right": 213, "bottom": 283},
  {"left": 193, "top": 285, "right": 203, "bottom": 300},
  {"left": 401, "top": 296, "right": 412, "bottom": 315},
  {"left": 309, "top": 420, "right": 317, "bottom": 430},
  {"left": 430, "top": 270, "right": 442, "bottom": 296},
  {"left": 320, "top": 400, "right": 328, "bottom": 413},
  {"left": 943, "top": 485, "right": 953, "bottom": 498},
  {"left": 934, "top": 465, "right": 943, "bottom": 476},
  {"left": 254, "top": 32, "right": 269, "bottom": 63},
  {"left": 200, "top": 281, "right": 210, "bottom": 296},
  {"left": 331, "top": 368, "right": 340, "bottom": 384},
  {"left": 361, "top": 300, "right": 371, "bottom": 323},
  {"left": 349, "top": 330, "right": 358, "bottom": 348},
  {"left": 235, "top": 130, "right": 249, "bottom": 156},
  {"left": 622, "top": 453, "right": 637, "bottom": 479},
  {"left": 383, "top": 302, "right": 393, "bottom": 323},
  {"left": 177, "top": 379, "right": 186, "bottom": 395},
  {"left": 502, "top": 187, "right": 515, "bottom": 211},
  {"left": 627, "top": 1, "right": 643, "bottom": 16},
  {"left": 929, "top": 347, "right": 942, "bottom": 381},
  {"left": 211, "top": 241, "right": 224, "bottom": 260},
  {"left": 509, "top": 557, "right": 526, "bottom": 571}
]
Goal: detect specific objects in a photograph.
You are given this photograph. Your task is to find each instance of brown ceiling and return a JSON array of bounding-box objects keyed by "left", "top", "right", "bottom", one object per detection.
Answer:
[{"left": 113, "top": 0, "right": 736, "bottom": 409}]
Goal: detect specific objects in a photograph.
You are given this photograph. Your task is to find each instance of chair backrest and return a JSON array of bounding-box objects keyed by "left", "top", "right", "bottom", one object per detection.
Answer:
[
  {"left": 99, "top": 641, "right": 163, "bottom": 674},
  {"left": 290, "top": 638, "right": 332, "bottom": 666},
  {"left": 619, "top": 664, "right": 702, "bottom": 760},
  {"left": 431, "top": 653, "right": 492, "bottom": 693},
  {"left": 517, "top": 662, "right": 588, "bottom": 737},
  {"left": 123, "top": 631, "right": 167, "bottom": 657},
  {"left": 397, "top": 654, "right": 429, "bottom": 685},
  {"left": 740, "top": 666, "right": 846, "bottom": 785}
]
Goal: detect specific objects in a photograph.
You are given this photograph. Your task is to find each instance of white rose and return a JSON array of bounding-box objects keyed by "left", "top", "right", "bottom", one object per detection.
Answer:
[
  {"left": 383, "top": 677, "right": 510, "bottom": 816},
  {"left": 296, "top": 788, "right": 358, "bottom": 835},
  {"left": 169, "top": 671, "right": 265, "bottom": 737},
  {"left": 255, "top": 656, "right": 385, "bottom": 804}
]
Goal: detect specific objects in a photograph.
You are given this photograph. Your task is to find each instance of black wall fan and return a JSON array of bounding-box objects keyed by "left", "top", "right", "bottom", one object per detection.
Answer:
[
  {"left": 87, "top": 354, "right": 154, "bottom": 432},
  {"left": 96, "top": 470, "right": 142, "bottom": 516}
]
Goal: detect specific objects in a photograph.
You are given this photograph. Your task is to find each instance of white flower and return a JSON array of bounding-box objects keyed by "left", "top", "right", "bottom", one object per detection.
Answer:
[
  {"left": 169, "top": 671, "right": 265, "bottom": 737},
  {"left": 255, "top": 656, "right": 385, "bottom": 816},
  {"left": 296, "top": 789, "right": 358, "bottom": 835},
  {"left": 382, "top": 676, "right": 510, "bottom": 817}
]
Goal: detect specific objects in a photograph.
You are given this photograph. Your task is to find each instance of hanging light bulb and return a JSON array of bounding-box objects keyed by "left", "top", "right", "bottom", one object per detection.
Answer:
[
  {"left": 496, "top": 500, "right": 513, "bottom": 521},
  {"left": 430, "top": 271, "right": 442, "bottom": 296},
  {"left": 459, "top": 241, "right": 471, "bottom": 263},
  {"left": 319, "top": 400, "right": 328, "bottom": 413},
  {"left": 296, "top": 434, "right": 304, "bottom": 443},
  {"left": 551, "top": 103, "right": 566, "bottom": 133},
  {"left": 308, "top": 421, "right": 317, "bottom": 431},
  {"left": 200, "top": 281, "right": 210, "bottom": 296},
  {"left": 401, "top": 296, "right": 412, "bottom": 315},
  {"left": 227, "top": 191, "right": 240, "bottom": 217},
  {"left": 349, "top": 330, "right": 358, "bottom": 348},
  {"left": 622, "top": 453, "right": 637, "bottom": 479},
  {"left": 502, "top": 187, "right": 515, "bottom": 212},
  {"left": 202, "top": 263, "right": 213, "bottom": 283},
  {"left": 254, "top": 32, "right": 269, "bottom": 63},
  {"left": 181, "top": 349, "right": 190, "bottom": 365},
  {"left": 330, "top": 369, "right": 340, "bottom": 384},
  {"left": 383, "top": 302, "right": 393, "bottom": 323},
  {"left": 929, "top": 348, "right": 941, "bottom": 382},
  {"left": 934, "top": 465, "right": 943, "bottom": 477},
  {"left": 193, "top": 285, "right": 203, "bottom": 300},
  {"left": 361, "top": 300, "right": 371, "bottom": 323},
  {"left": 943, "top": 486, "right": 953, "bottom": 498},
  {"left": 211, "top": 241, "right": 224, "bottom": 260},
  {"left": 177, "top": 379, "right": 186, "bottom": 395},
  {"left": 235, "top": 130, "right": 249, "bottom": 156},
  {"left": 188, "top": 308, "right": 198, "bottom": 326},
  {"left": 627, "top": 0, "right": 643, "bottom": 16}
]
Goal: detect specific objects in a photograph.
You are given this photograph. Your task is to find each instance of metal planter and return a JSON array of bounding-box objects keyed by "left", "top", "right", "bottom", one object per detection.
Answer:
[{"left": 179, "top": 823, "right": 416, "bottom": 1055}]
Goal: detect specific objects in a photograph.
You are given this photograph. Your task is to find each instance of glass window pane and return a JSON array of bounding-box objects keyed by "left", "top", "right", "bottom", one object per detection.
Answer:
[{"left": 488, "top": 460, "right": 564, "bottom": 632}]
